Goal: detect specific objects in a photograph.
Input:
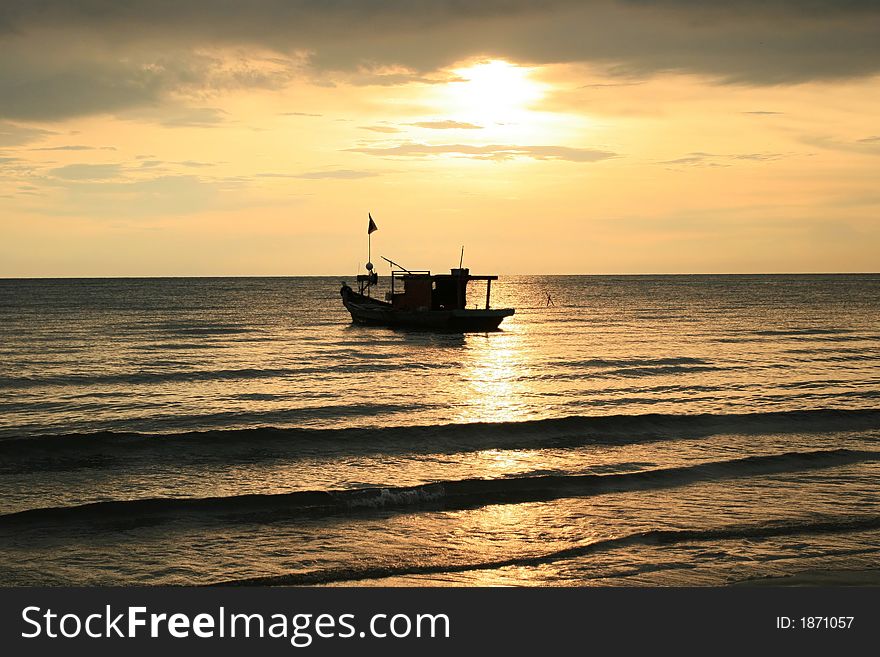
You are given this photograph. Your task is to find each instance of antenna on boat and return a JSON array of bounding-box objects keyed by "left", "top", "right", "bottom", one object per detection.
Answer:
[
  {"left": 381, "top": 255, "right": 412, "bottom": 274},
  {"left": 459, "top": 246, "right": 464, "bottom": 269}
]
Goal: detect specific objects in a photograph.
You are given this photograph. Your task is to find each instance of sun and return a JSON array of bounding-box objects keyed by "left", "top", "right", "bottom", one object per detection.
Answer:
[
  {"left": 443, "top": 59, "right": 545, "bottom": 126},
  {"left": 406, "top": 58, "right": 580, "bottom": 152}
]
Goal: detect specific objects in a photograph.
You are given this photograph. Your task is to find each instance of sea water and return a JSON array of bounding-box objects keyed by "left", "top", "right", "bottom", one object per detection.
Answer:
[{"left": 0, "top": 274, "right": 878, "bottom": 585}]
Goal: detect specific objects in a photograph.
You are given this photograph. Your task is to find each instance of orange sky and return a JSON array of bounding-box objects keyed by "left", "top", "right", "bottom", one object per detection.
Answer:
[{"left": 1, "top": 2, "right": 879, "bottom": 276}]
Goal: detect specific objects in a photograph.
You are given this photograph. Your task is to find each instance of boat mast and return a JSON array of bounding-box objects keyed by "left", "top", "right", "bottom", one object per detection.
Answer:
[
  {"left": 367, "top": 213, "right": 378, "bottom": 270},
  {"left": 362, "top": 213, "right": 378, "bottom": 297}
]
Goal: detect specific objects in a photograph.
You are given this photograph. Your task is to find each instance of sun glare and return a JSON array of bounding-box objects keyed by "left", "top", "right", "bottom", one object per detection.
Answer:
[{"left": 445, "top": 60, "right": 545, "bottom": 125}]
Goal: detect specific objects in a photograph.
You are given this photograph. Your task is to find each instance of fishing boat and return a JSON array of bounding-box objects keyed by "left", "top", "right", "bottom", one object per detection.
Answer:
[{"left": 340, "top": 214, "right": 515, "bottom": 331}]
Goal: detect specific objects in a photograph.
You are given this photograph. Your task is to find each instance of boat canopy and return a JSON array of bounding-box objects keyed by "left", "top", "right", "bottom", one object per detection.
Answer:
[{"left": 387, "top": 268, "right": 498, "bottom": 311}]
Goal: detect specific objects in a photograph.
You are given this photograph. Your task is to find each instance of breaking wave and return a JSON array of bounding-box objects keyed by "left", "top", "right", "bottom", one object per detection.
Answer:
[
  {"left": 214, "top": 514, "right": 880, "bottom": 586},
  {"left": 1, "top": 448, "right": 876, "bottom": 529},
  {"left": 2, "top": 408, "right": 878, "bottom": 469}
]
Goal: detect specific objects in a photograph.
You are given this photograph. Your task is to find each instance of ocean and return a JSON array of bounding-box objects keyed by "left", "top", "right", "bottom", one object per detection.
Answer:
[{"left": 0, "top": 274, "right": 878, "bottom": 586}]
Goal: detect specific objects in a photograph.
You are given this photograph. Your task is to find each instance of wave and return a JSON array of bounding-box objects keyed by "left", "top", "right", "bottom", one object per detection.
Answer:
[
  {"left": 714, "top": 334, "right": 877, "bottom": 344},
  {"left": 131, "top": 342, "right": 228, "bottom": 351},
  {"left": 0, "top": 402, "right": 426, "bottom": 452},
  {"left": 552, "top": 357, "right": 712, "bottom": 368},
  {"left": 1, "top": 407, "right": 878, "bottom": 464},
  {"left": 1, "top": 448, "right": 876, "bottom": 529},
  {"left": 597, "top": 364, "right": 723, "bottom": 378},
  {"left": 534, "top": 363, "right": 725, "bottom": 381},
  {"left": 212, "top": 514, "right": 880, "bottom": 586},
  {"left": 753, "top": 328, "right": 856, "bottom": 337},
  {"left": 0, "top": 361, "right": 450, "bottom": 388}
]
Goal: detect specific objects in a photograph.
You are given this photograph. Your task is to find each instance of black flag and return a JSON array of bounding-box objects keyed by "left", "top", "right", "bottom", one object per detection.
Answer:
[{"left": 368, "top": 213, "right": 378, "bottom": 234}]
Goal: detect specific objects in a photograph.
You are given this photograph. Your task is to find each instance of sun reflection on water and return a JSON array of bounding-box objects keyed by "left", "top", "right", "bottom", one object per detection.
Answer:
[{"left": 454, "top": 331, "right": 534, "bottom": 425}]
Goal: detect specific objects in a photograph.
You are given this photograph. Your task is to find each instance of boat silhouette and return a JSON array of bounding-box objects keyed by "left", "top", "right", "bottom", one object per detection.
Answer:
[{"left": 341, "top": 258, "right": 514, "bottom": 331}]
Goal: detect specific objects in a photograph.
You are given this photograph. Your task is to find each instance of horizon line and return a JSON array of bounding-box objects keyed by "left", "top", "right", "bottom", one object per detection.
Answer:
[{"left": 1, "top": 271, "right": 878, "bottom": 281}]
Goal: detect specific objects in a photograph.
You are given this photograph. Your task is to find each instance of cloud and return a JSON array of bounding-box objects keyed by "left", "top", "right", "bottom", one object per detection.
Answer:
[
  {"left": 359, "top": 125, "right": 401, "bottom": 133},
  {"left": 0, "top": 45, "right": 302, "bottom": 121},
  {"left": 45, "top": 175, "right": 235, "bottom": 217},
  {"left": 658, "top": 151, "right": 785, "bottom": 167},
  {"left": 729, "top": 153, "right": 784, "bottom": 161},
  {"left": 0, "top": 56, "right": 172, "bottom": 121},
  {"left": 257, "top": 169, "right": 379, "bottom": 179},
  {"left": 619, "top": 1, "right": 880, "bottom": 20},
  {"left": 579, "top": 80, "right": 645, "bottom": 89},
  {"left": 111, "top": 105, "right": 230, "bottom": 128},
  {"left": 48, "top": 163, "right": 124, "bottom": 180},
  {"left": 2, "top": 1, "right": 880, "bottom": 120},
  {"left": 659, "top": 154, "right": 723, "bottom": 167},
  {"left": 0, "top": 121, "right": 55, "bottom": 147},
  {"left": 31, "top": 144, "right": 117, "bottom": 151},
  {"left": 742, "top": 111, "right": 783, "bottom": 115},
  {"left": 409, "top": 120, "right": 483, "bottom": 129},
  {"left": 0, "top": 154, "right": 36, "bottom": 178},
  {"left": 281, "top": 111, "right": 323, "bottom": 117},
  {"left": 802, "top": 134, "right": 880, "bottom": 155},
  {"left": 136, "top": 160, "right": 214, "bottom": 169},
  {"left": 348, "top": 142, "right": 617, "bottom": 162},
  {"left": 295, "top": 169, "right": 379, "bottom": 179},
  {"left": 156, "top": 107, "right": 228, "bottom": 128},
  {"left": 337, "top": 66, "right": 459, "bottom": 87}
]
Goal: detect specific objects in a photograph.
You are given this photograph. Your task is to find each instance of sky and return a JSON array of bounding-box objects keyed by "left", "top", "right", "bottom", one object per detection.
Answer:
[{"left": 1, "top": 0, "right": 879, "bottom": 276}]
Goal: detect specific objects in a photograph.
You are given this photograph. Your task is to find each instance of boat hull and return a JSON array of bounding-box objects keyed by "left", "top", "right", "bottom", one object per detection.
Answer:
[{"left": 342, "top": 291, "right": 513, "bottom": 331}]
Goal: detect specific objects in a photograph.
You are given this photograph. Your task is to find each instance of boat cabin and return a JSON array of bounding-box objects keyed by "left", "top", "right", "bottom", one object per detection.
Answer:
[{"left": 385, "top": 268, "right": 498, "bottom": 311}]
